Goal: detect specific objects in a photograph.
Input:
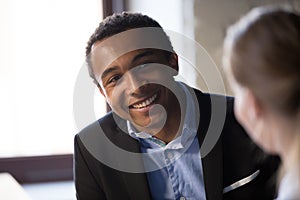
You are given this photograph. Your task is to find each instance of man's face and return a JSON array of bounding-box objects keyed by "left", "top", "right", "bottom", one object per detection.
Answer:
[{"left": 91, "top": 41, "right": 178, "bottom": 132}]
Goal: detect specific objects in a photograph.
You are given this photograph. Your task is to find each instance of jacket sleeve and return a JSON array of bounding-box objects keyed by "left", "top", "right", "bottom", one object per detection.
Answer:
[{"left": 74, "top": 134, "right": 106, "bottom": 200}]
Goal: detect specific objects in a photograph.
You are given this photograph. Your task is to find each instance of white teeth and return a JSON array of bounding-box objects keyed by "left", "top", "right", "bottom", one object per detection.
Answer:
[{"left": 132, "top": 94, "right": 157, "bottom": 109}]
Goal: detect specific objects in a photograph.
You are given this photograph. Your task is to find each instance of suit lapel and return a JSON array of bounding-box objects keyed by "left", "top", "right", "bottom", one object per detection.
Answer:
[
  {"left": 195, "top": 90, "right": 223, "bottom": 200},
  {"left": 111, "top": 116, "right": 152, "bottom": 200},
  {"left": 200, "top": 137, "right": 223, "bottom": 200}
]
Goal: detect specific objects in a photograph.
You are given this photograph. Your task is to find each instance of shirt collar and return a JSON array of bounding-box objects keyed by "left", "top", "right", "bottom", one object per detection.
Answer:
[{"left": 127, "top": 82, "right": 198, "bottom": 149}]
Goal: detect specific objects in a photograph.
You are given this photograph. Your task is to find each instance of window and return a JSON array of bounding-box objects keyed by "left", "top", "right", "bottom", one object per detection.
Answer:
[{"left": 0, "top": 0, "right": 105, "bottom": 182}]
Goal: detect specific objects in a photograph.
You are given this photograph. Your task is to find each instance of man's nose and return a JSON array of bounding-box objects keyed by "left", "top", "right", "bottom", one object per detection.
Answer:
[{"left": 125, "top": 71, "right": 146, "bottom": 96}]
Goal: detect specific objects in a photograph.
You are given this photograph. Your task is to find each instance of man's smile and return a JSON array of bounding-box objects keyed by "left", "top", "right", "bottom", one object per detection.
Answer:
[
  {"left": 129, "top": 90, "right": 160, "bottom": 111},
  {"left": 131, "top": 93, "right": 157, "bottom": 109}
]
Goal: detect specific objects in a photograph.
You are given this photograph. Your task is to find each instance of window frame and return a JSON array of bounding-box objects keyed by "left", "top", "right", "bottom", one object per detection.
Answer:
[{"left": 0, "top": 154, "right": 73, "bottom": 184}]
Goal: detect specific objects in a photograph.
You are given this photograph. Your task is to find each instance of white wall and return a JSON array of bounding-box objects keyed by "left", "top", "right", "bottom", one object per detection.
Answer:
[{"left": 194, "top": 0, "right": 300, "bottom": 94}]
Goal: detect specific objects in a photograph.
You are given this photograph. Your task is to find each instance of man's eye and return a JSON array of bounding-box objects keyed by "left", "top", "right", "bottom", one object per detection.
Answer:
[{"left": 108, "top": 75, "right": 121, "bottom": 84}]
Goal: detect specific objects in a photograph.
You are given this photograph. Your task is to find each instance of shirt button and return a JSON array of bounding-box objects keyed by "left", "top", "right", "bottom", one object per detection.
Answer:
[
  {"left": 167, "top": 152, "right": 173, "bottom": 159},
  {"left": 179, "top": 197, "right": 186, "bottom": 200}
]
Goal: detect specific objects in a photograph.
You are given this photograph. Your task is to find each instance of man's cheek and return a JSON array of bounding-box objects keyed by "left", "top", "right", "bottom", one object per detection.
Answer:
[
  {"left": 104, "top": 96, "right": 112, "bottom": 108},
  {"left": 109, "top": 99, "right": 125, "bottom": 113}
]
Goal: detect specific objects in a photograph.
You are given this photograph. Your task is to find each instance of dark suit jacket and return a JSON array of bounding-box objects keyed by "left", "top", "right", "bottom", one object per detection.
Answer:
[{"left": 74, "top": 88, "right": 279, "bottom": 200}]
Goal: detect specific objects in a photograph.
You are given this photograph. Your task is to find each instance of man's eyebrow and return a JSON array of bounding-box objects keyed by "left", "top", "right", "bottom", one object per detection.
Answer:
[
  {"left": 132, "top": 50, "right": 155, "bottom": 63},
  {"left": 101, "top": 66, "right": 119, "bottom": 80}
]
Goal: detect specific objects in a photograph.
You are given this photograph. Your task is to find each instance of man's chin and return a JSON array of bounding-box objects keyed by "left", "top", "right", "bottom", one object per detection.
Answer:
[{"left": 132, "top": 117, "right": 166, "bottom": 134}]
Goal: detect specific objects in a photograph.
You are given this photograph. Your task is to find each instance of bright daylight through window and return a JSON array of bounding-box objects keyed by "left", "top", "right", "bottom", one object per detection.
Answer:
[{"left": 0, "top": 0, "right": 106, "bottom": 157}]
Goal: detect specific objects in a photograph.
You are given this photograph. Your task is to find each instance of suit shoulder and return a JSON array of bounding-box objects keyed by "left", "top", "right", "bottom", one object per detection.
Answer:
[{"left": 76, "top": 112, "right": 115, "bottom": 137}]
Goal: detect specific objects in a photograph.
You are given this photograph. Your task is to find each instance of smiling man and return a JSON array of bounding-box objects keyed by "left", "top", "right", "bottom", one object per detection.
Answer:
[
  {"left": 92, "top": 47, "right": 181, "bottom": 140},
  {"left": 74, "top": 12, "right": 279, "bottom": 200}
]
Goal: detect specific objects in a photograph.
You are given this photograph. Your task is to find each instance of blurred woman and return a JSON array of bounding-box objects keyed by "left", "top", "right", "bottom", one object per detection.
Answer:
[{"left": 223, "top": 6, "right": 300, "bottom": 199}]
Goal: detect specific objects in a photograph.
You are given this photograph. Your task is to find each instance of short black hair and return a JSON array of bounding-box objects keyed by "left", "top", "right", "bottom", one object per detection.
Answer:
[{"left": 85, "top": 12, "right": 174, "bottom": 86}]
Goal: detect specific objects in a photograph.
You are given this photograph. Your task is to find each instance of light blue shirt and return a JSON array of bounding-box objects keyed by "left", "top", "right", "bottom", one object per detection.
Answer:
[{"left": 127, "top": 83, "right": 206, "bottom": 200}]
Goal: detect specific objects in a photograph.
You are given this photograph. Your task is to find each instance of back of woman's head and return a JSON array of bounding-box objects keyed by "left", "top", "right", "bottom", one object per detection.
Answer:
[{"left": 223, "top": 6, "right": 300, "bottom": 117}]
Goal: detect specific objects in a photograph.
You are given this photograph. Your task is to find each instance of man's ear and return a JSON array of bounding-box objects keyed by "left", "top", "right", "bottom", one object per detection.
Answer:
[{"left": 169, "top": 53, "right": 179, "bottom": 75}]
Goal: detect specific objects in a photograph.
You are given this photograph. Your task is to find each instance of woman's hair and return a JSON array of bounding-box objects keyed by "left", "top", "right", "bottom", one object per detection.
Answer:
[
  {"left": 223, "top": 5, "right": 300, "bottom": 187},
  {"left": 223, "top": 6, "right": 300, "bottom": 117}
]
